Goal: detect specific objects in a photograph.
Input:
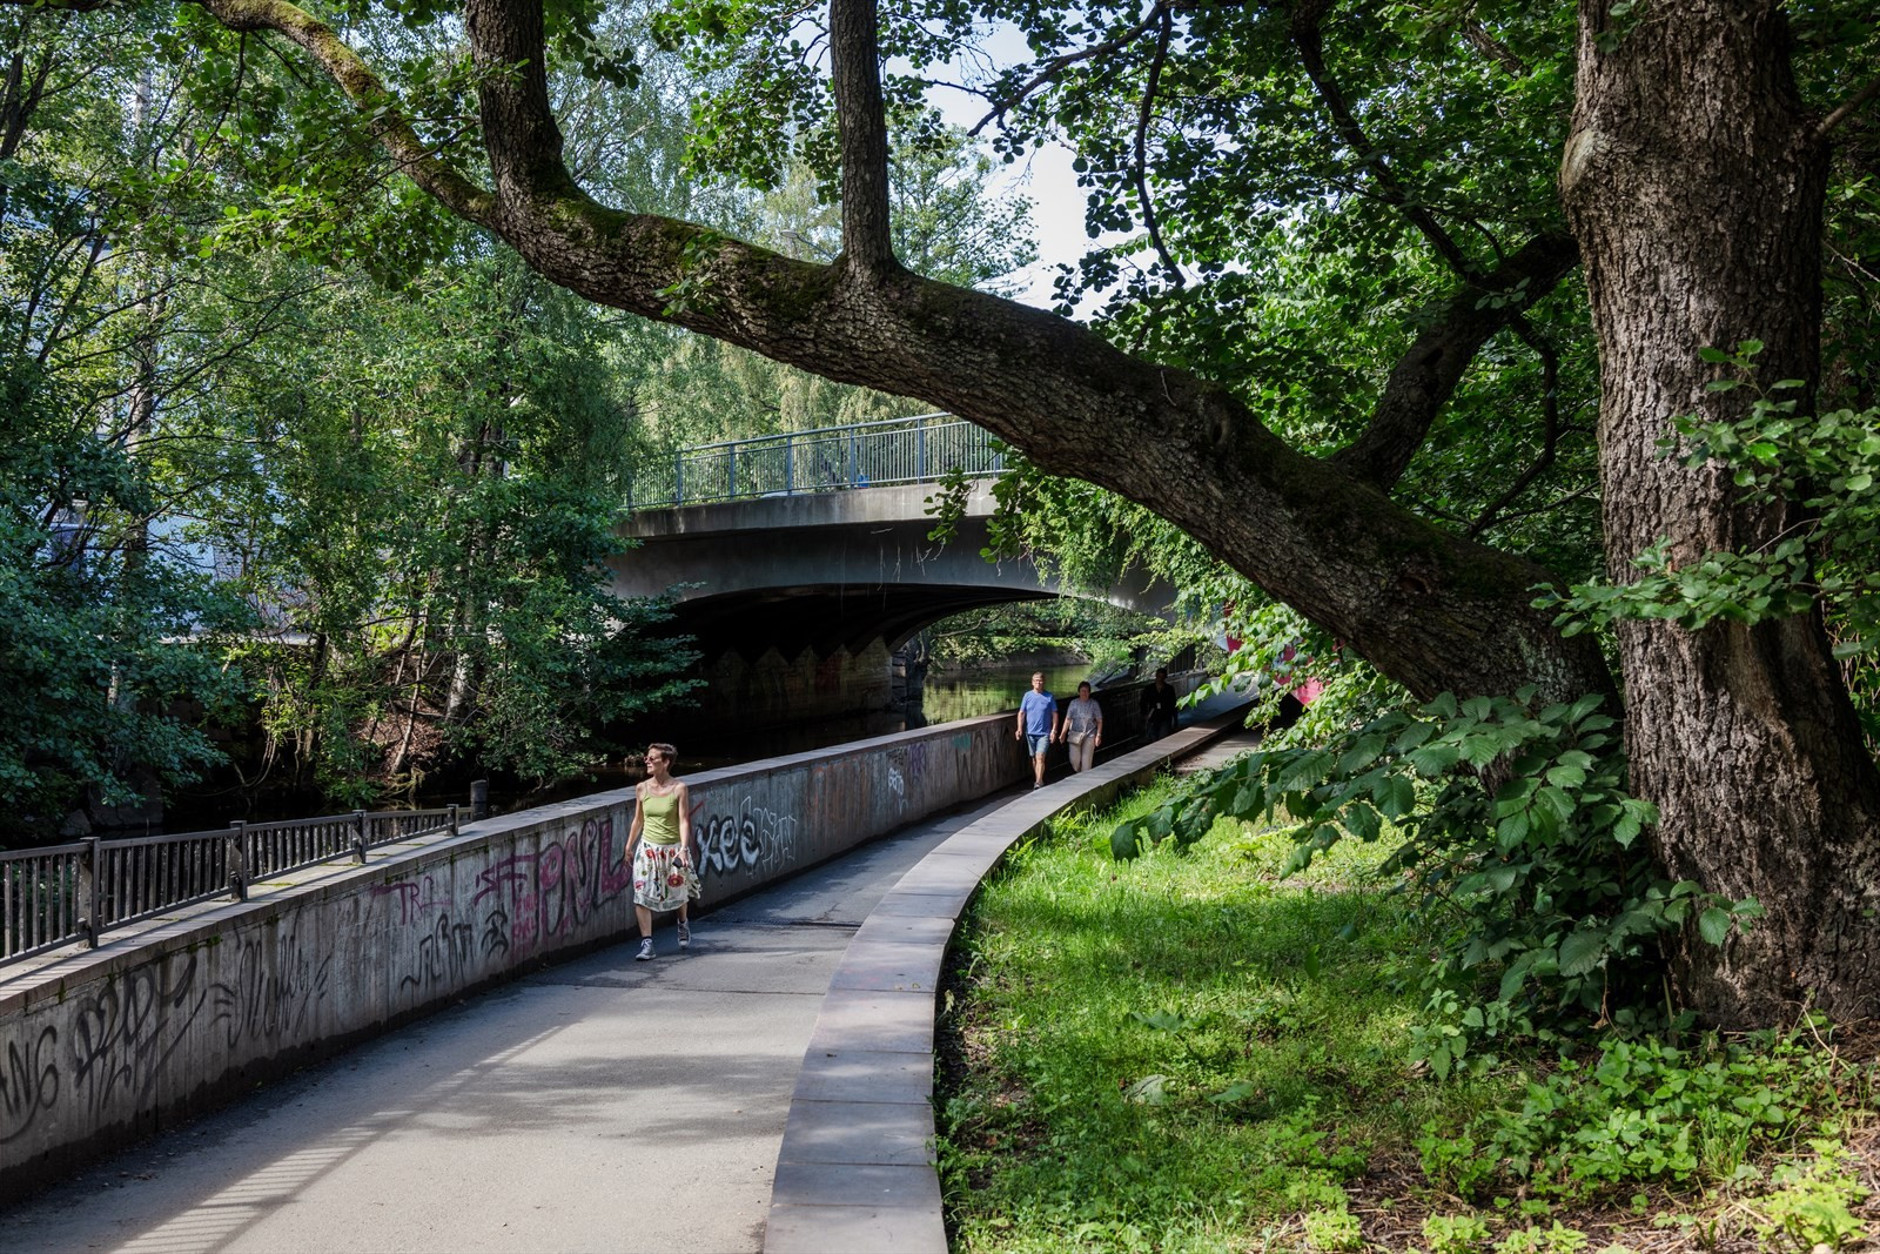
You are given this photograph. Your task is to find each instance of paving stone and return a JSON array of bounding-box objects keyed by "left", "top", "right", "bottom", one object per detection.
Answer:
[
  {"left": 825, "top": 939, "right": 945, "bottom": 992},
  {"left": 764, "top": 1202, "right": 947, "bottom": 1254},
  {"left": 769, "top": 1160, "right": 942, "bottom": 1209},
  {"left": 775, "top": 1099, "right": 936, "bottom": 1166},
  {"left": 851, "top": 913, "right": 956, "bottom": 947},
  {"left": 806, "top": 988, "right": 934, "bottom": 1054},
  {"left": 793, "top": 1048, "right": 933, "bottom": 1104},
  {"left": 867, "top": 889, "right": 974, "bottom": 918}
]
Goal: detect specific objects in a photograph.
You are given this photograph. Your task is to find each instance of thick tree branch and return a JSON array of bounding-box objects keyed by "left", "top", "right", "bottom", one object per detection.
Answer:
[
  {"left": 1289, "top": 0, "right": 1480, "bottom": 280},
  {"left": 1817, "top": 76, "right": 1880, "bottom": 140},
  {"left": 195, "top": 0, "right": 493, "bottom": 224},
  {"left": 1329, "top": 231, "right": 1580, "bottom": 489},
  {"left": 1462, "top": 20, "right": 1529, "bottom": 77},
  {"left": 37, "top": 0, "right": 1614, "bottom": 710},
  {"left": 829, "top": 0, "right": 896, "bottom": 278}
]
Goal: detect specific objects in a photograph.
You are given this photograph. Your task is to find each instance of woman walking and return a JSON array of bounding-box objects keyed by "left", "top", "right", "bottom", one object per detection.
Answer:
[
  {"left": 627, "top": 742, "right": 698, "bottom": 960},
  {"left": 1059, "top": 681, "right": 1104, "bottom": 773}
]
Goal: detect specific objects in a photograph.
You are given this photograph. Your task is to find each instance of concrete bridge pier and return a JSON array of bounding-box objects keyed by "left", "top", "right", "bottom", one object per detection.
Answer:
[{"left": 698, "top": 639, "right": 900, "bottom": 729}]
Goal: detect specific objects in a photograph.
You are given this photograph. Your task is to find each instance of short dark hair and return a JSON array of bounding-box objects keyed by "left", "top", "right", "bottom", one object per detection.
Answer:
[
  {"left": 646, "top": 742, "right": 677, "bottom": 764},
  {"left": 1077, "top": 681, "right": 1093, "bottom": 694},
  {"left": 1155, "top": 667, "right": 1169, "bottom": 680}
]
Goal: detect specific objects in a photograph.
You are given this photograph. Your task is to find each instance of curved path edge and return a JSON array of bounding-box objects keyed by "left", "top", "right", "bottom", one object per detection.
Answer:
[{"left": 763, "top": 699, "right": 1256, "bottom": 1253}]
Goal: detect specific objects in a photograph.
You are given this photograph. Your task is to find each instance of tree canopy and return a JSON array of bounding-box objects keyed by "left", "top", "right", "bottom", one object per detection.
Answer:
[{"left": 4, "top": 0, "right": 1879, "bottom": 1028}]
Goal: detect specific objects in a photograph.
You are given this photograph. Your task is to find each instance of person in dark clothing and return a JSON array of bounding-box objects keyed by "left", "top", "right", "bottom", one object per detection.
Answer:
[{"left": 1141, "top": 667, "right": 1179, "bottom": 740}]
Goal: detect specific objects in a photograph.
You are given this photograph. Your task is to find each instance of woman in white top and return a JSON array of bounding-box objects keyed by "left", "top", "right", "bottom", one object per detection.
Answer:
[{"left": 1058, "top": 681, "right": 1104, "bottom": 773}]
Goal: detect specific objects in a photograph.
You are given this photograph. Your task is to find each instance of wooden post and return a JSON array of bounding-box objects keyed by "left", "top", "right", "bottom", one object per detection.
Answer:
[
  {"left": 353, "top": 810, "right": 368, "bottom": 863},
  {"left": 470, "top": 780, "right": 490, "bottom": 821}
]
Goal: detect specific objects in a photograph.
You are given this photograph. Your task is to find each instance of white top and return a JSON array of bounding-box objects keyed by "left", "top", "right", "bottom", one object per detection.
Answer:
[{"left": 1065, "top": 697, "right": 1102, "bottom": 737}]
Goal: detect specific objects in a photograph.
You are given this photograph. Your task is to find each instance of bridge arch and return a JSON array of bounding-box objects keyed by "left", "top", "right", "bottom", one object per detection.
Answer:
[{"left": 610, "top": 479, "right": 1173, "bottom": 726}]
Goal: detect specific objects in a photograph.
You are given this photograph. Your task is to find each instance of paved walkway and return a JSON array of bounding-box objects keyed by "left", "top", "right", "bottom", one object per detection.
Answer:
[{"left": 0, "top": 792, "right": 1018, "bottom": 1254}]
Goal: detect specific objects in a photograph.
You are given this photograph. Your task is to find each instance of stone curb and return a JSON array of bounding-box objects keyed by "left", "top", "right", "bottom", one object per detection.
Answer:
[{"left": 762, "top": 699, "right": 1256, "bottom": 1253}]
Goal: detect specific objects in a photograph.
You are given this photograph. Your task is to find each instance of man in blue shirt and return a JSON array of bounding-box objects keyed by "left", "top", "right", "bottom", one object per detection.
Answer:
[{"left": 1015, "top": 672, "right": 1059, "bottom": 791}]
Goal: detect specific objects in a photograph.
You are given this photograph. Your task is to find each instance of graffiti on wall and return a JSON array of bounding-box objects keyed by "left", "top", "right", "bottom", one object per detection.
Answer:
[
  {"left": 366, "top": 815, "right": 633, "bottom": 978},
  {"left": 471, "top": 816, "right": 632, "bottom": 959},
  {"left": 68, "top": 954, "right": 207, "bottom": 1120},
  {"left": 693, "top": 794, "right": 799, "bottom": 885},
  {"left": 209, "top": 937, "right": 332, "bottom": 1050},
  {"left": 0, "top": 1026, "right": 59, "bottom": 1145}
]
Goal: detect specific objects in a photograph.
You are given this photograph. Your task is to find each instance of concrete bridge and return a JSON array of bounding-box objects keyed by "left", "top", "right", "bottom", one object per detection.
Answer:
[{"left": 611, "top": 416, "right": 1172, "bottom": 725}]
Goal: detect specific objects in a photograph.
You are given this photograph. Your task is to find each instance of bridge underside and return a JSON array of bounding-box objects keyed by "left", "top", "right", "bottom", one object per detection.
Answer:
[
  {"left": 672, "top": 584, "right": 1053, "bottom": 659},
  {"left": 612, "top": 483, "right": 1173, "bottom": 728}
]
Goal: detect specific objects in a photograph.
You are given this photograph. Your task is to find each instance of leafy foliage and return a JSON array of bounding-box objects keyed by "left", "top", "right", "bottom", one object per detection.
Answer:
[
  {"left": 1110, "top": 689, "right": 1761, "bottom": 1067},
  {"left": 1421, "top": 1033, "right": 1867, "bottom": 1207}
]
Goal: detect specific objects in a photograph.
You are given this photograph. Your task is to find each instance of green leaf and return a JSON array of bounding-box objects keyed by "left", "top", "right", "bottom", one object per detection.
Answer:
[
  {"left": 1407, "top": 742, "right": 1461, "bottom": 777},
  {"left": 1558, "top": 929, "right": 1606, "bottom": 976},
  {"left": 1342, "top": 800, "right": 1382, "bottom": 842},
  {"left": 1698, "top": 907, "right": 1732, "bottom": 946},
  {"left": 1110, "top": 821, "right": 1141, "bottom": 861},
  {"left": 1378, "top": 773, "right": 1417, "bottom": 819}
]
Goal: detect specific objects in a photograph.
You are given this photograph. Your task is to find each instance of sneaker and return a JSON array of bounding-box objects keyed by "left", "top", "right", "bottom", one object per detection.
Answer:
[
  {"left": 635, "top": 937, "right": 655, "bottom": 961},
  {"left": 677, "top": 920, "right": 691, "bottom": 949}
]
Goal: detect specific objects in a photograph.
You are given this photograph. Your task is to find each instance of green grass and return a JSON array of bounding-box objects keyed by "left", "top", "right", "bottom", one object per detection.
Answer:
[
  {"left": 936, "top": 773, "right": 1880, "bottom": 1254},
  {"left": 937, "top": 777, "right": 1516, "bottom": 1252}
]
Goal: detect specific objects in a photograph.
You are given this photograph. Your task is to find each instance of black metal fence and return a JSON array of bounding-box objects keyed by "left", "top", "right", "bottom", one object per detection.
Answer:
[{"left": 0, "top": 807, "right": 458, "bottom": 968}]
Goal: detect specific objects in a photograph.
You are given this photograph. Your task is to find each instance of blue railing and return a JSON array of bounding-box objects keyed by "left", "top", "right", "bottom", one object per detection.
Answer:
[{"left": 627, "top": 413, "right": 1005, "bottom": 511}]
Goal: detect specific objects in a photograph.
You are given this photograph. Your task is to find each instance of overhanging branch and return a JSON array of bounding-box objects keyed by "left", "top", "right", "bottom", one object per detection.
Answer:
[
  {"left": 1329, "top": 232, "right": 1580, "bottom": 490},
  {"left": 1290, "top": 0, "right": 1480, "bottom": 281}
]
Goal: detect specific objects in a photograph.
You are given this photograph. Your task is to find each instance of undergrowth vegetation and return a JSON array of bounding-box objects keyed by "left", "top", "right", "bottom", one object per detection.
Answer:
[{"left": 937, "top": 777, "right": 1880, "bottom": 1253}]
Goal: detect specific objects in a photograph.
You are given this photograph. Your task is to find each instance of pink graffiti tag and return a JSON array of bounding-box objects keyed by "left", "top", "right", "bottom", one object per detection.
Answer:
[{"left": 470, "top": 817, "right": 630, "bottom": 958}]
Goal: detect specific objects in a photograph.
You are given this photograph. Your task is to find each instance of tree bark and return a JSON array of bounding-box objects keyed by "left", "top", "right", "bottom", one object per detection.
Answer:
[{"left": 1563, "top": 0, "right": 1880, "bottom": 1025}]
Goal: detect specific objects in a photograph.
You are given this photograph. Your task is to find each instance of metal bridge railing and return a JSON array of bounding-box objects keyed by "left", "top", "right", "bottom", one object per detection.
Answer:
[
  {"left": 627, "top": 413, "right": 1006, "bottom": 511},
  {"left": 1, "top": 806, "right": 458, "bottom": 968}
]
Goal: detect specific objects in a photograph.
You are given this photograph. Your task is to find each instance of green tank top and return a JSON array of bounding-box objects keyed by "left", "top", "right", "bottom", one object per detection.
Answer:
[{"left": 639, "top": 787, "right": 681, "bottom": 845}]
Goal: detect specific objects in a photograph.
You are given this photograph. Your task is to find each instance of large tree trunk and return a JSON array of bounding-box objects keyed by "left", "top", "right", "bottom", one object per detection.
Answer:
[{"left": 1563, "top": 0, "right": 1880, "bottom": 1025}]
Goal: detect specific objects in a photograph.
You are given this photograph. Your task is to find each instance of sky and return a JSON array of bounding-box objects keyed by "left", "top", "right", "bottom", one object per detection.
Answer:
[{"left": 920, "top": 28, "right": 1095, "bottom": 309}]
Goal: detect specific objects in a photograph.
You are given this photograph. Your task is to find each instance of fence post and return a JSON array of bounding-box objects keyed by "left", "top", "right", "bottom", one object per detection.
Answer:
[
  {"left": 727, "top": 443, "right": 737, "bottom": 499},
  {"left": 847, "top": 426, "right": 858, "bottom": 486},
  {"left": 226, "top": 820, "right": 247, "bottom": 902},
  {"left": 917, "top": 416, "right": 927, "bottom": 481},
  {"left": 470, "top": 780, "right": 490, "bottom": 821},
  {"left": 79, "top": 837, "right": 99, "bottom": 948},
  {"left": 353, "top": 810, "right": 368, "bottom": 864},
  {"left": 449, "top": 803, "right": 460, "bottom": 836},
  {"left": 674, "top": 450, "right": 684, "bottom": 506},
  {"left": 785, "top": 434, "right": 795, "bottom": 495}
]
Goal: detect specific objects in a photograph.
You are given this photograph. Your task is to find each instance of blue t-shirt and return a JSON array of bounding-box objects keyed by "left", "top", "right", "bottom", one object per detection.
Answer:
[{"left": 1020, "top": 689, "right": 1056, "bottom": 735}]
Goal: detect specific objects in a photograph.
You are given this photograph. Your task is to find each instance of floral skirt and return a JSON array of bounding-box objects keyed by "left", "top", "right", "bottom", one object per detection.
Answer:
[{"left": 633, "top": 841, "right": 699, "bottom": 912}]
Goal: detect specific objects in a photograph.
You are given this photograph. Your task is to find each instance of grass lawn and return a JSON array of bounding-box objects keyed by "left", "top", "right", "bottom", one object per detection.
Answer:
[{"left": 936, "top": 773, "right": 1880, "bottom": 1253}]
